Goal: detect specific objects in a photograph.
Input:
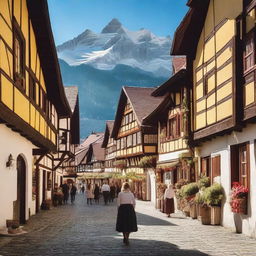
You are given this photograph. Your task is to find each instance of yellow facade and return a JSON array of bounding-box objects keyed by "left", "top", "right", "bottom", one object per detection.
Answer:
[
  {"left": 193, "top": 0, "right": 243, "bottom": 131},
  {"left": 0, "top": 0, "right": 57, "bottom": 146}
]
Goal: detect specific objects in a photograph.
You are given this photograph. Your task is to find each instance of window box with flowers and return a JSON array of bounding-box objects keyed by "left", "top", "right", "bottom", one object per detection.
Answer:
[{"left": 230, "top": 182, "right": 248, "bottom": 215}]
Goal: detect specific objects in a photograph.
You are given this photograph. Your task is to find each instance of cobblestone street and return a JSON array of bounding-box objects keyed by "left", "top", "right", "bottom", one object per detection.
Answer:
[{"left": 0, "top": 194, "right": 255, "bottom": 256}]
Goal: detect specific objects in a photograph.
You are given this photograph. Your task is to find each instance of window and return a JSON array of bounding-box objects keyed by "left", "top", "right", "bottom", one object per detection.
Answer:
[
  {"left": 201, "top": 156, "right": 211, "bottom": 179},
  {"left": 137, "top": 132, "right": 141, "bottom": 144},
  {"left": 29, "top": 77, "right": 36, "bottom": 102},
  {"left": 160, "top": 121, "right": 167, "bottom": 142},
  {"left": 244, "top": 31, "right": 255, "bottom": 72},
  {"left": 132, "top": 133, "right": 137, "bottom": 146},
  {"left": 168, "top": 115, "right": 181, "bottom": 139},
  {"left": 121, "top": 137, "right": 126, "bottom": 149},
  {"left": 127, "top": 135, "right": 132, "bottom": 147},
  {"left": 42, "top": 91, "right": 47, "bottom": 114},
  {"left": 13, "top": 21, "right": 25, "bottom": 89},
  {"left": 231, "top": 143, "right": 250, "bottom": 188},
  {"left": 117, "top": 139, "right": 121, "bottom": 150}
]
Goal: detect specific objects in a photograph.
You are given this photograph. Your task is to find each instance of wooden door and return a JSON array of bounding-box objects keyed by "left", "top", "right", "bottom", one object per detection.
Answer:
[{"left": 17, "top": 155, "right": 26, "bottom": 224}]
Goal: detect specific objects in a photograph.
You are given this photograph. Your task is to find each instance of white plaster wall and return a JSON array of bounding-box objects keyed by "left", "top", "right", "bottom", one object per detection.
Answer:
[
  {"left": 198, "top": 123, "right": 256, "bottom": 237},
  {"left": 148, "top": 169, "right": 156, "bottom": 206},
  {"left": 0, "top": 124, "right": 35, "bottom": 228}
]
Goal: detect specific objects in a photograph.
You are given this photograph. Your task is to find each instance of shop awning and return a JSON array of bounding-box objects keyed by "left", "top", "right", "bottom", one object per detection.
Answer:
[{"left": 156, "top": 161, "right": 180, "bottom": 171}]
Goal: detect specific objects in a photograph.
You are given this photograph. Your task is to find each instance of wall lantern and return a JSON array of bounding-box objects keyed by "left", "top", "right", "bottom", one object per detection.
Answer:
[{"left": 6, "top": 154, "right": 14, "bottom": 167}]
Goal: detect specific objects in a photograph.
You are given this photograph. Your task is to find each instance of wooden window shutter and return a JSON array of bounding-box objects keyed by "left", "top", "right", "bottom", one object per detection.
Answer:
[
  {"left": 201, "top": 158, "right": 207, "bottom": 176},
  {"left": 211, "top": 155, "right": 221, "bottom": 184}
]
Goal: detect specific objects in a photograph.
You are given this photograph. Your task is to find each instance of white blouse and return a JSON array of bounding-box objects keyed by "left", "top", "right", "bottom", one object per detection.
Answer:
[
  {"left": 164, "top": 188, "right": 175, "bottom": 199},
  {"left": 117, "top": 191, "right": 136, "bottom": 207}
]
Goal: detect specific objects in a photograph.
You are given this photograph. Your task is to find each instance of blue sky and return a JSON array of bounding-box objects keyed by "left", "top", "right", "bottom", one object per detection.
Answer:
[{"left": 48, "top": 0, "right": 189, "bottom": 46}]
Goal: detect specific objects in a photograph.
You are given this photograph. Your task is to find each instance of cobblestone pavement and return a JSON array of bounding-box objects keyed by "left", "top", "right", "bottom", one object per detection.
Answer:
[{"left": 0, "top": 194, "right": 255, "bottom": 256}]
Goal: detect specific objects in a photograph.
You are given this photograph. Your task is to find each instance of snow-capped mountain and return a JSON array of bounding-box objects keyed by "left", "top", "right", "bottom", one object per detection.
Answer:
[{"left": 57, "top": 19, "right": 172, "bottom": 77}]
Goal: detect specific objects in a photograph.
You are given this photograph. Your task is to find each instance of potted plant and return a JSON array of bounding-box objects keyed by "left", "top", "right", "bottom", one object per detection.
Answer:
[
  {"left": 196, "top": 176, "right": 211, "bottom": 224},
  {"left": 203, "top": 183, "right": 224, "bottom": 225},
  {"left": 180, "top": 182, "right": 199, "bottom": 217},
  {"left": 174, "top": 179, "right": 188, "bottom": 210},
  {"left": 230, "top": 182, "right": 248, "bottom": 215}
]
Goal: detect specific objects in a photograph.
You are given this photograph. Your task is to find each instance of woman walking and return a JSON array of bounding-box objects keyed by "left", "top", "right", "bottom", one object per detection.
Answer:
[
  {"left": 164, "top": 184, "right": 175, "bottom": 217},
  {"left": 116, "top": 182, "right": 137, "bottom": 245},
  {"left": 86, "top": 183, "right": 94, "bottom": 205}
]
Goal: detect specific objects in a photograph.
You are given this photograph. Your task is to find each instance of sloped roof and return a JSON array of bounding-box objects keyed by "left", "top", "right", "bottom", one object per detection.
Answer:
[
  {"left": 92, "top": 143, "right": 105, "bottom": 161},
  {"left": 26, "top": 0, "right": 71, "bottom": 117},
  {"left": 64, "top": 86, "right": 78, "bottom": 113},
  {"left": 102, "top": 121, "right": 114, "bottom": 148},
  {"left": 111, "top": 86, "right": 164, "bottom": 138},
  {"left": 124, "top": 87, "right": 164, "bottom": 124},
  {"left": 172, "top": 57, "right": 186, "bottom": 74},
  {"left": 151, "top": 69, "right": 187, "bottom": 97},
  {"left": 76, "top": 132, "right": 104, "bottom": 153},
  {"left": 171, "top": 0, "right": 210, "bottom": 57},
  {"left": 76, "top": 147, "right": 89, "bottom": 165}
]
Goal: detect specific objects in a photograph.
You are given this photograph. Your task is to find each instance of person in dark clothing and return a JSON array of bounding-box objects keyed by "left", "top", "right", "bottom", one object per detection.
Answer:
[
  {"left": 94, "top": 184, "right": 100, "bottom": 204},
  {"left": 110, "top": 183, "right": 116, "bottom": 202},
  {"left": 61, "top": 182, "right": 69, "bottom": 204},
  {"left": 70, "top": 183, "right": 77, "bottom": 203},
  {"left": 81, "top": 185, "right": 85, "bottom": 194},
  {"left": 116, "top": 184, "right": 121, "bottom": 197}
]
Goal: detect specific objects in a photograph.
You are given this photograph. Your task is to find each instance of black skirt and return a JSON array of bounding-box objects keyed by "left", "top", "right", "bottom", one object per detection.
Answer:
[{"left": 116, "top": 204, "right": 138, "bottom": 232}]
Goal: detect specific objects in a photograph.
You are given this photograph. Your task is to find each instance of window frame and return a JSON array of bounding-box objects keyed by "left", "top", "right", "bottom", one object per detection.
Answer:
[
  {"left": 13, "top": 19, "right": 26, "bottom": 91},
  {"left": 243, "top": 29, "right": 255, "bottom": 73}
]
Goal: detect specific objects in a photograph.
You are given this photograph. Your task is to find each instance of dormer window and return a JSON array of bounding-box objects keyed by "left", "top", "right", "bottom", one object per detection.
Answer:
[{"left": 13, "top": 20, "right": 25, "bottom": 90}]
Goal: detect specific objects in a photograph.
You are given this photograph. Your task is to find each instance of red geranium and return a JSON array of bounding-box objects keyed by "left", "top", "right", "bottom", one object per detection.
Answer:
[
  {"left": 231, "top": 182, "right": 248, "bottom": 199},
  {"left": 230, "top": 182, "right": 248, "bottom": 214}
]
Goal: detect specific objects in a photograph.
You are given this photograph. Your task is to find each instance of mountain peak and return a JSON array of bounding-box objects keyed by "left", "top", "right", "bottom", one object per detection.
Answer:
[{"left": 101, "top": 18, "right": 122, "bottom": 33}]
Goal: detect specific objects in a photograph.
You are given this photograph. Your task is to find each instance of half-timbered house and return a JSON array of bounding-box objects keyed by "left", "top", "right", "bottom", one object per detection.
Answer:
[
  {"left": 111, "top": 86, "right": 163, "bottom": 199},
  {"left": 59, "top": 86, "right": 80, "bottom": 183},
  {"left": 102, "top": 121, "right": 116, "bottom": 173},
  {"left": 0, "top": 0, "right": 71, "bottom": 227},
  {"left": 172, "top": 0, "right": 256, "bottom": 237},
  {"left": 144, "top": 57, "right": 194, "bottom": 207}
]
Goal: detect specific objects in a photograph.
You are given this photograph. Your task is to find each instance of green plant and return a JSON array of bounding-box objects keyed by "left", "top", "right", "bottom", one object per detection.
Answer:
[
  {"left": 174, "top": 179, "right": 188, "bottom": 189},
  {"left": 195, "top": 192, "right": 204, "bottom": 205},
  {"left": 182, "top": 182, "right": 199, "bottom": 199},
  {"left": 138, "top": 156, "right": 157, "bottom": 168},
  {"left": 203, "top": 183, "right": 224, "bottom": 206},
  {"left": 198, "top": 176, "right": 210, "bottom": 189}
]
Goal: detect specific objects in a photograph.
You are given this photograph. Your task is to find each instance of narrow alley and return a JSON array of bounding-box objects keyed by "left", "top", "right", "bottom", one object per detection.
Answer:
[{"left": 0, "top": 195, "right": 255, "bottom": 256}]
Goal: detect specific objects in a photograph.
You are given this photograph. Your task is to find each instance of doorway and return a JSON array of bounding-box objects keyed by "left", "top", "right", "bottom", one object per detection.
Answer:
[{"left": 16, "top": 155, "right": 26, "bottom": 224}]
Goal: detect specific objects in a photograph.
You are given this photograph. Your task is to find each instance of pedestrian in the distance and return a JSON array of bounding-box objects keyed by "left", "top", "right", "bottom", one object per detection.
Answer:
[
  {"left": 116, "top": 184, "right": 121, "bottom": 197},
  {"left": 81, "top": 184, "right": 85, "bottom": 194},
  {"left": 86, "top": 183, "right": 94, "bottom": 205},
  {"left": 101, "top": 181, "right": 110, "bottom": 205},
  {"left": 164, "top": 183, "right": 175, "bottom": 217},
  {"left": 70, "top": 183, "right": 77, "bottom": 204},
  {"left": 116, "top": 182, "right": 137, "bottom": 245},
  {"left": 109, "top": 183, "right": 116, "bottom": 202},
  {"left": 61, "top": 181, "right": 69, "bottom": 204},
  {"left": 94, "top": 184, "right": 100, "bottom": 204}
]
